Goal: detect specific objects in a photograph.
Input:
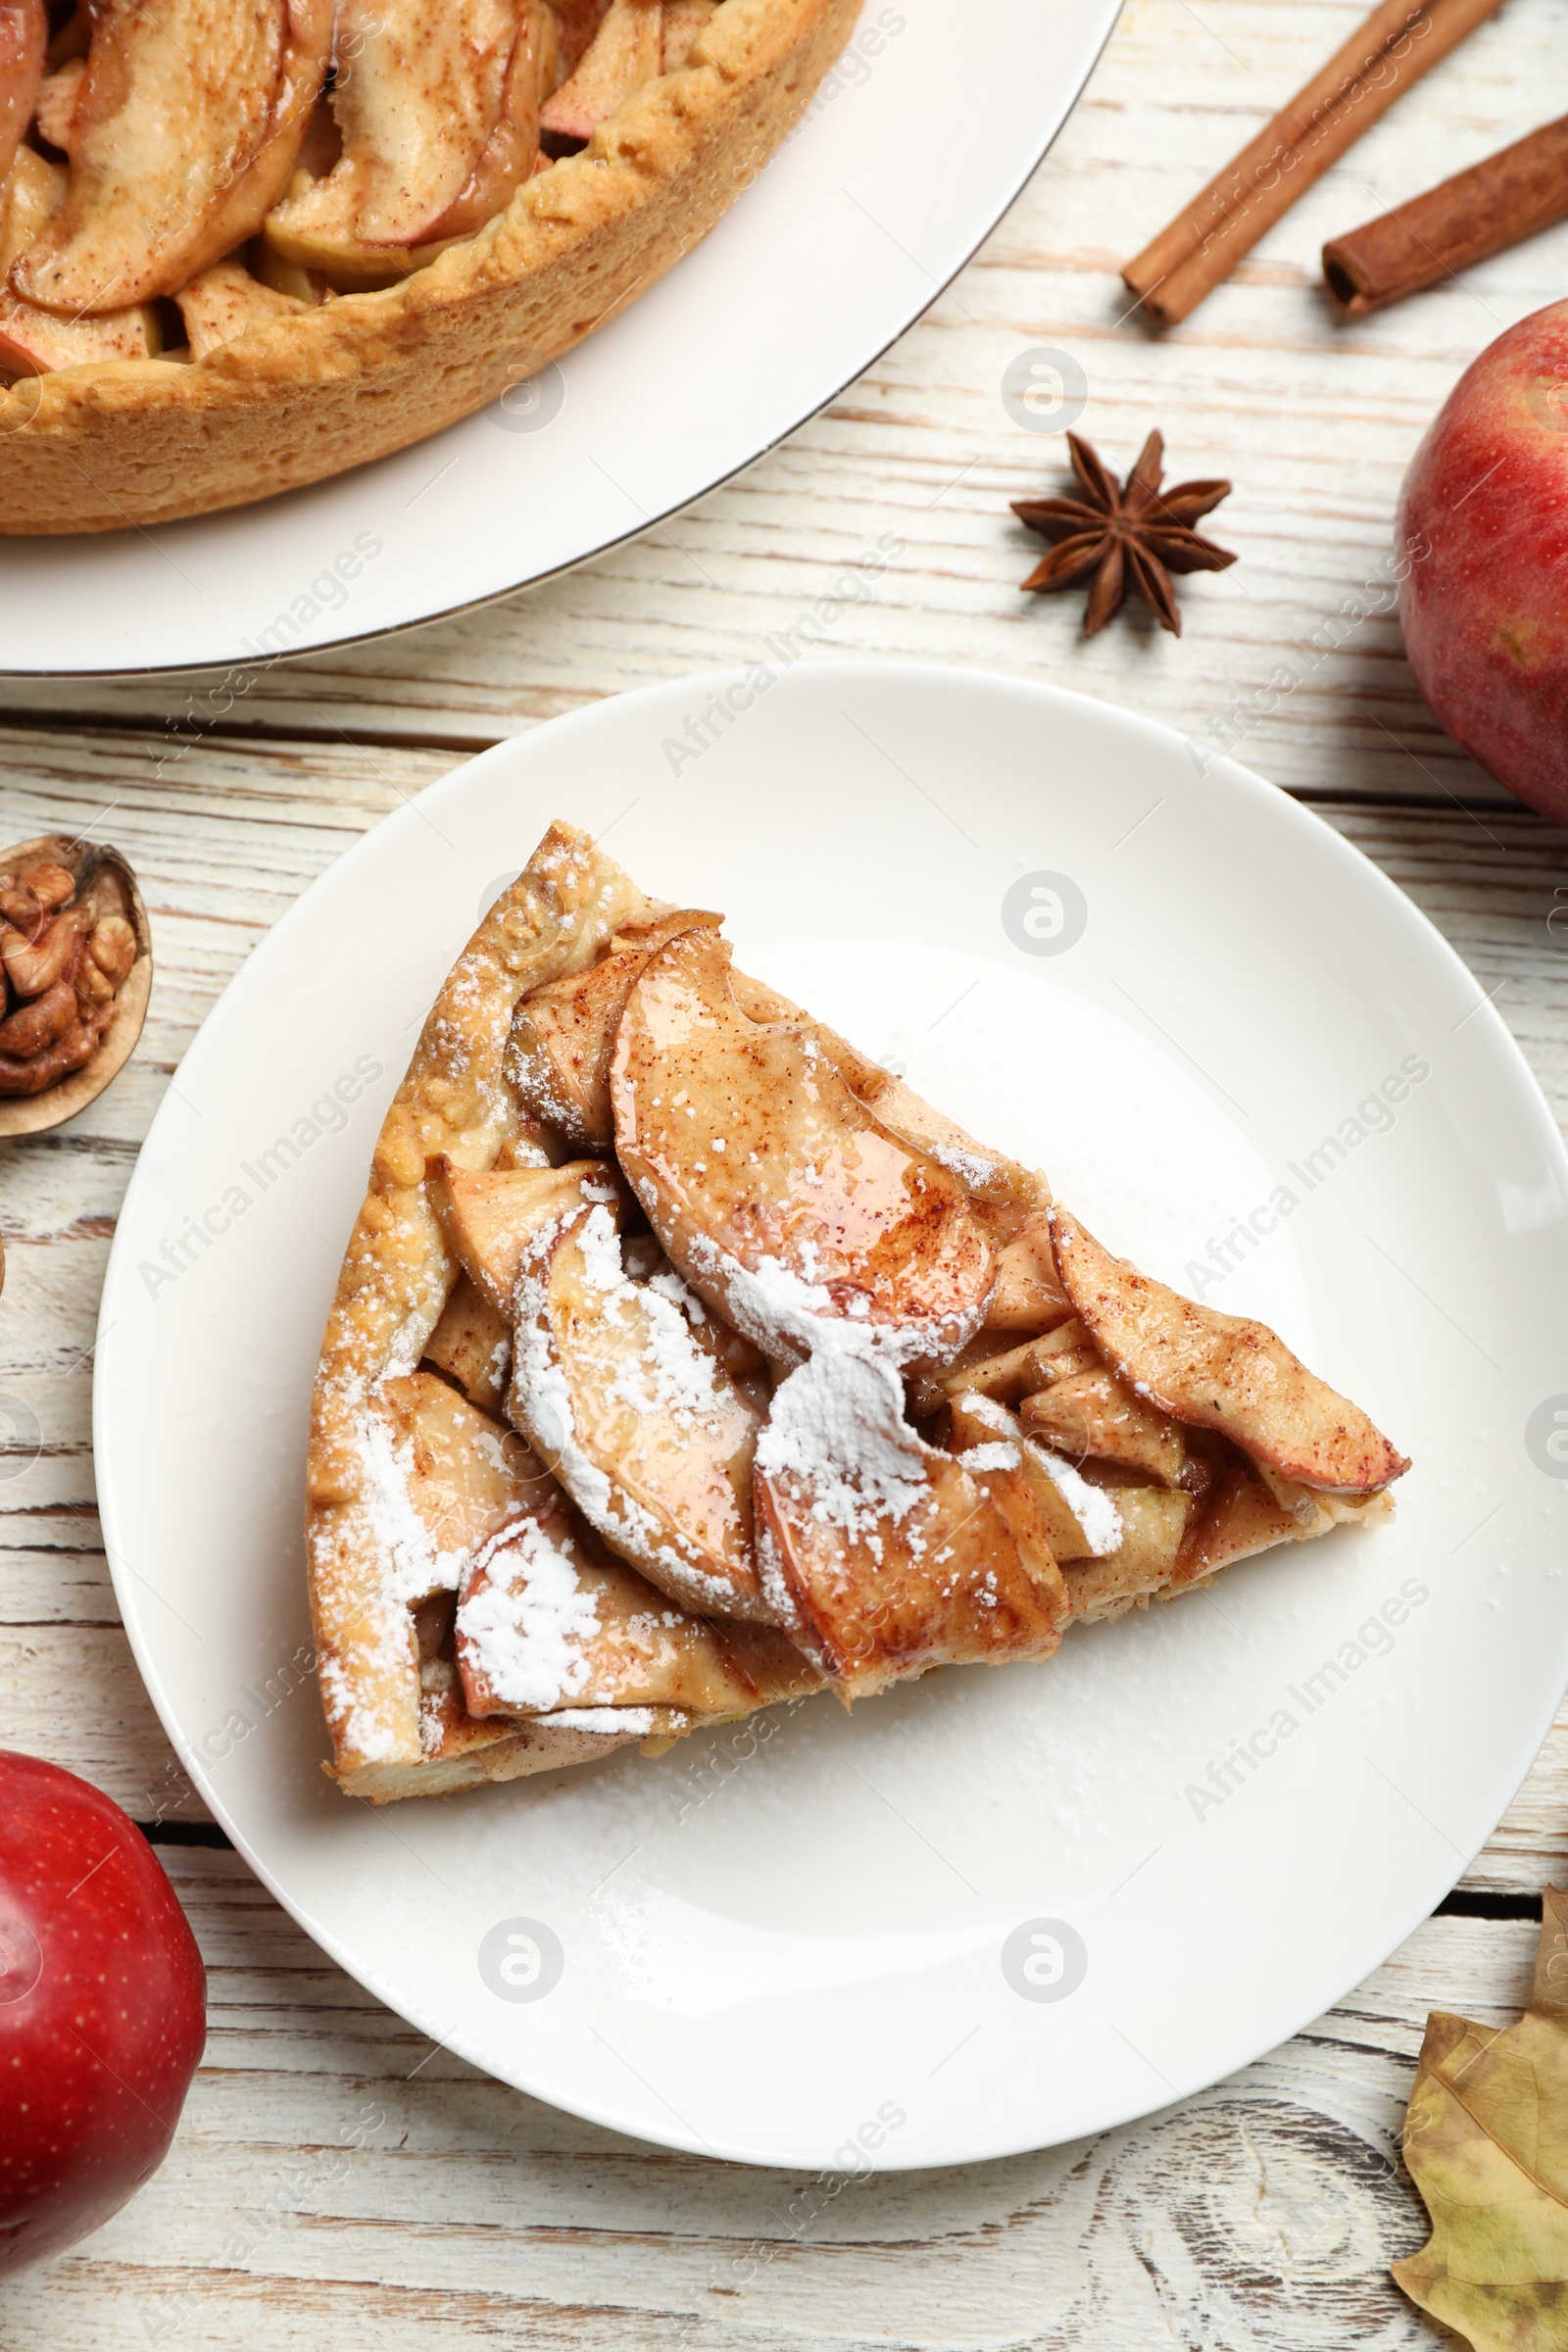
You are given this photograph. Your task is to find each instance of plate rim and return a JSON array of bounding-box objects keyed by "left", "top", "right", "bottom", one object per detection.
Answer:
[{"left": 94, "top": 658, "right": 1568, "bottom": 2169}]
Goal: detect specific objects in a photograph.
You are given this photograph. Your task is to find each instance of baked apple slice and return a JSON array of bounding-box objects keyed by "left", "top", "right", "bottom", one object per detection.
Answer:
[
  {"left": 945, "top": 1390, "right": 1122, "bottom": 1563},
  {"left": 1019, "top": 1367, "right": 1187, "bottom": 1488},
  {"left": 508, "top": 905, "right": 721, "bottom": 1148},
  {"left": 0, "top": 148, "right": 159, "bottom": 373},
  {"left": 1176, "top": 1456, "right": 1319, "bottom": 1583},
  {"left": 510, "top": 1198, "right": 772, "bottom": 1620},
  {"left": 12, "top": 0, "right": 331, "bottom": 314},
  {"left": 554, "top": 0, "right": 613, "bottom": 74},
  {"left": 832, "top": 1063, "right": 1067, "bottom": 1336},
  {"left": 429, "top": 1158, "right": 630, "bottom": 1318},
  {"left": 726, "top": 975, "right": 1066, "bottom": 1340},
  {"left": 936, "top": 1320, "right": 1096, "bottom": 1407},
  {"left": 458, "top": 1475, "right": 806, "bottom": 1719},
  {"left": 944, "top": 1386, "right": 1198, "bottom": 1622},
  {"left": 540, "top": 0, "right": 662, "bottom": 142},
  {"left": 1051, "top": 1207, "right": 1409, "bottom": 1494},
  {"left": 422, "top": 1271, "right": 513, "bottom": 1413},
  {"left": 611, "top": 927, "right": 996, "bottom": 1364},
  {"left": 32, "top": 58, "right": 84, "bottom": 153},
  {"left": 706, "top": 956, "right": 1068, "bottom": 1334},
  {"left": 754, "top": 1348, "right": 1065, "bottom": 1695},
  {"left": 267, "top": 0, "right": 553, "bottom": 276},
  {"left": 173, "top": 259, "right": 307, "bottom": 360},
  {"left": 368, "top": 1370, "right": 557, "bottom": 1605},
  {"left": 0, "top": 0, "right": 43, "bottom": 185},
  {"left": 1056, "top": 1487, "right": 1194, "bottom": 1624}
]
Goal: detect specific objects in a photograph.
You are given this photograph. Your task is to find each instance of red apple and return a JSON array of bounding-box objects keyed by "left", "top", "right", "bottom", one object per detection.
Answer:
[
  {"left": 1397, "top": 298, "right": 1568, "bottom": 821},
  {"left": 0, "top": 1750, "right": 206, "bottom": 2279}
]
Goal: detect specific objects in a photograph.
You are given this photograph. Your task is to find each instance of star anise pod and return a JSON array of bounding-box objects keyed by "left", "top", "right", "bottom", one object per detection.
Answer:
[{"left": 1012, "top": 430, "right": 1236, "bottom": 636}]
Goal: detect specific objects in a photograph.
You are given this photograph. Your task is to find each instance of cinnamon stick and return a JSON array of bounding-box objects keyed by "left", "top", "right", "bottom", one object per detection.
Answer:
[
  {"left": 1323, "top": 114, "right": 1568, "bottom": 314},
  {"left": 1122, "top": 0, "right": 1509, "bottom": 328}
]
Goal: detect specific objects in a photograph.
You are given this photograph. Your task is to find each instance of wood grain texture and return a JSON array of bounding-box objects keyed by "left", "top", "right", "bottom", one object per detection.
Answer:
[{"left": 2, "top": 0, "right": 1568, "bottom": 2335}]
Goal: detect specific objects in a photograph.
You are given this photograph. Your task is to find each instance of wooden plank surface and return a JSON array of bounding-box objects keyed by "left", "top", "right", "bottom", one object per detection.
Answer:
[
  {"left": 0, "top": 1857, "right": 1543, "bottom": 2350},
  {"left": 4, "top": 0, "right": 1568, "bottom": 2337}
]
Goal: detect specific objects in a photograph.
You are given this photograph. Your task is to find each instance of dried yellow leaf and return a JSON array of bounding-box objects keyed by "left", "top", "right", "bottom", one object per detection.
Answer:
[{"left": 1394, "top": 1886, "right": 1568, "bottom": 2348}]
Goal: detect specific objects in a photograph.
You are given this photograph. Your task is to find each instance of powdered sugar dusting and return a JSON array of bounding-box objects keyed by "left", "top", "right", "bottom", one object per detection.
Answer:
[
  {"left": 356, "top": 1408, "right": 475, "bottom": 1603},
  {"left": 686, "top": 1234, "right": 839, "bottom": 1361},
  {"left": 573, "top": 1204, "right": 723, "bottom": 1421},
  {"left": 457, "top": 1520, "right": 601, "bottom": 1713},
  {"left": 930, "top": 1141, "right": 1002, "bottom": 1193},
  {"left": 549, "top": 1706, "right": 659, "bottom": 1735},
  {"left": 962, "top": 1441, "right": 1022, "bottom": 1472},
  {"left": 1035, "top": 1448, "right": 1122, "bottom": 1557},
  {"left": 315, "top": 1590, "right": 413, "bottom": 1764},
  {"left": 756, "top": 1343, "right": 929, "bottom": 1564}
]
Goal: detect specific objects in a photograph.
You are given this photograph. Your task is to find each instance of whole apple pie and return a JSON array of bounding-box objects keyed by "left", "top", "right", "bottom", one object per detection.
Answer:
[
  {"left": 0, "top": 0, "right": 859, "bottom": 531},
  {"left": 306, "top": 823, "right": 1410, "bottom": 1804}
]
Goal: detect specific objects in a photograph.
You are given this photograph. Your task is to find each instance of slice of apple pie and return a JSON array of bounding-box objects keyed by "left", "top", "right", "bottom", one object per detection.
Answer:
[
  {"left": 0, "top": 0, "right": 859, "bottom": 531},
  {"left": 306, "top": 823, "right": 1409, "bottom": 1802}
]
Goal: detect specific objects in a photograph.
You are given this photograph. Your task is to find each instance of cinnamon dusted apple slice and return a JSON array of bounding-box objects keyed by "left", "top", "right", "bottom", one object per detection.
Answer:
[
  {"left": 1020, "top": 1368, "right": 1187, "bottom": 1489},
  {"left": 373, "top": 1372, "right": 808, "bottom": 1738},
  {"left": 754, "top": 1347, "right": 1065, "bottom": 1696},
  {"left": 1246, "top": 1454, "right": 1396, "bottom": 1534},
  {"left": 510, "top": 1198, "right": 772, "bottom": 1620},
  {"left": 1051, "top": 1207, "right": 1409, "bottom": 1494},
  {"left": 727, "top": 976, "right": 1067, "bottom": 1340},
  {"left": 611, "top": 928, "right": 996, "bottom": 1364},
  {"left": 458, "top": 1476, "right": 810, "bottom": 1720},
  {"left": 540, "top": 0, "right": 662, "bottom": 142},
  {"left": 429, "top": 1157, "right": 630, "bottom": 1318},
  {"left": 12, "top": 0, "right": 331, "bottom": 315},
  {"left": 508, "top": 906, "right": 721, "bottom": 1148},
  {"left": 267, "top": 0, "right": 554, "bottom": 278},
  {"left": 174, "top": 259, "right": 307, "bottom": 361},
  {"left": 830, "top": 1060, "right": 1067, "bottom": 1336},
  {"left": 981, "top": 1211, "right": 1075, "bottom": 1333},
  {"left": 946, "top": 1389, "right": 1200, "bottom": 1619},
  {"left": 0, "top": 149, "right": 159, "bottom": 374},
  {"left": 0, "top": 0, "right": 45, "bottom": 183}
]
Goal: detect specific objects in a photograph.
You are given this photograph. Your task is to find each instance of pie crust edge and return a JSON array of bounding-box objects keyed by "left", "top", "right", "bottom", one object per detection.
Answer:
[
  {"left": 305, "top": 820, "right": 665, "bottom": 1802},
  {"left": 0, "top": 0, "right": 860, "bottom": 534}
]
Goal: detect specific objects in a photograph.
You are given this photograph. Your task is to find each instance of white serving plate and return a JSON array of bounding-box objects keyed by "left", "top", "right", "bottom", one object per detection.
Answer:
[
  {"left": 96, "top": 662, "right": 1568, "bottom": 2170},
  {"left": 0, "top": 0, "right": 1121, "bottom": 678}
]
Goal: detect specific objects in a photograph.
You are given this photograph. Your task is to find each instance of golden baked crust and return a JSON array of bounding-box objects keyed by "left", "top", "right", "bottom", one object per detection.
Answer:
[
  {"left": 0, "top": 0, "right": 860, "bottom": 533},
  {"left": 307, "top": 822, "right": 666, "bottom": 1797}
]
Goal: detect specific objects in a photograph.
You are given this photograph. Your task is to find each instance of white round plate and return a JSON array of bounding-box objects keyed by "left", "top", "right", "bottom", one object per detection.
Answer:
[
  {"left": 0, "top": 0, "right": 1120, "bottom": 679},
  {"left": 97, "top": 662, "right": 1568, "bottom": 2171}
]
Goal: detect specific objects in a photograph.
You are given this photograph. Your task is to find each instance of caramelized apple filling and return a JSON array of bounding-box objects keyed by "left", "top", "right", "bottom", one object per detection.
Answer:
[
  {"left": 389, "top": 848, "right": 1407, "bottom": 1730},
  {"left": 0, "top": 0, "right": 725, "bottom": 381}
]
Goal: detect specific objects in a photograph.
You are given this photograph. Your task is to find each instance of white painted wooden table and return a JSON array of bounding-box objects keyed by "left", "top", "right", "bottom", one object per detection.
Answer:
[{"left": 4, "top": 1, "right": 1568, "bottom": 2341}]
